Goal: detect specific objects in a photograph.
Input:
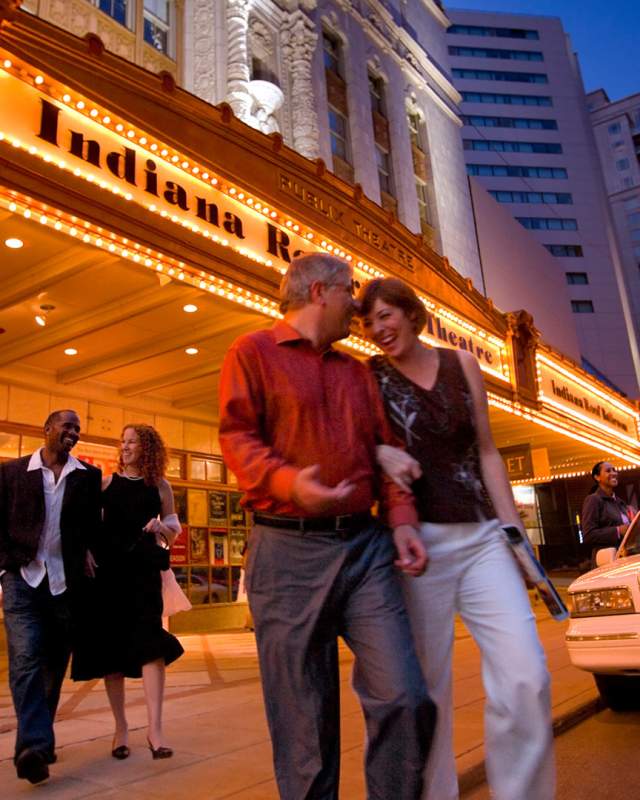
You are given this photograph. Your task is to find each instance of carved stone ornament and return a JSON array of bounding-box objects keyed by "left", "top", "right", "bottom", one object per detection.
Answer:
[
  {"left": 225, "top": 0, "right": 253, "bottom": 122},
  {"left": 191, "top": 0, "right": 217, "bottom": 105},
  {"left": 405, "top": 90, "right": 425, "bottom": 122},
  {"left": 281, "top": 10, "right": 320, "bottom": 160},
  {"left": 247, "top": 79, "right": 284, "bottom": 134},
  {"left": 249, "top": 17, "right": 273, "bottom": 57},
  {"left": 0, "top": 0, "right": 22, "bottom": 27}
]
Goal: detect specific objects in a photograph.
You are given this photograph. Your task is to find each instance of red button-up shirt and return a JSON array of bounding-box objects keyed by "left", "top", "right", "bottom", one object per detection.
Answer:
[{"left": 219, "top": 321, "right": 417, "bottom": 527}]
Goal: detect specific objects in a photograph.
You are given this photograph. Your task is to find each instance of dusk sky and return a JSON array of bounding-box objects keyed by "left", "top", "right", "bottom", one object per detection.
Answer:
[{"left": 448, "top": 0, "right": 640, "bottom": 101}]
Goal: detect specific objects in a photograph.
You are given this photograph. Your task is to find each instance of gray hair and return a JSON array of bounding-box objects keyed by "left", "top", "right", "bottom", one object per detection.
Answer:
[{"left": 279, "top": 253, "right": 351, "bottom": 312}]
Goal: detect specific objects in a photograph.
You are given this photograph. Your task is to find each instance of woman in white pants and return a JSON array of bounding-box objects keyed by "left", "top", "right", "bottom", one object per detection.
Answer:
[{"left": 360, "top": 278, "right": 554, "bottom": 800}]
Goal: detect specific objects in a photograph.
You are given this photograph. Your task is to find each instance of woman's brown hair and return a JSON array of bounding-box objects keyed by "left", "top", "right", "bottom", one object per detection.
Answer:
[
  {"left": 118, "top": 424, "right": 168, "bottom": 487},
  {"left": 357, "top": 278, "right": 427, "bottom": 334}
]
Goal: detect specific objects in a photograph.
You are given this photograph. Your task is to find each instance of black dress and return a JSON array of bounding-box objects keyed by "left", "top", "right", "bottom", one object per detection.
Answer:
[{"left": 72, "top": 474, "right": 184, "bottom": 680}]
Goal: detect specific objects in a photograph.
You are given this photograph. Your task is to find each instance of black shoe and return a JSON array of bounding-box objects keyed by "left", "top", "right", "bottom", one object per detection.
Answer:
[
  {"left": 44, "top": 750, "right": 57, "bottom": 765},
  {"left": 111, "top": 745, "right": 130, "bottom": 760},
  {"left": 147, "top": 738, "right": 172, "bottom": 760},
  {"left": 16, "top": 748, "right": 49, "bottom": 784}
]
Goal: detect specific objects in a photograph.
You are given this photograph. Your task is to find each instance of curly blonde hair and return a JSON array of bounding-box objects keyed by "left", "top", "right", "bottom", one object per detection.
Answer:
[{"left": 118, "top": 424, "right": 168, "bottom": 487}]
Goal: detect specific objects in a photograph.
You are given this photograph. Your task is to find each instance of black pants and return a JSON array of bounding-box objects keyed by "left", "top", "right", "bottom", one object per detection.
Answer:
[{"left": 246, "top": 521, "right": 436, "bottom": 800}]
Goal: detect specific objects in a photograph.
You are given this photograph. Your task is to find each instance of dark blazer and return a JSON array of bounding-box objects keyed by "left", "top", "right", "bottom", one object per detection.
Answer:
[
  {"left": 581, "top": 487, "right": 632, "bottom": 551},
  {"left": 0, "top": 454, "right": 102, "bottom": 589}
]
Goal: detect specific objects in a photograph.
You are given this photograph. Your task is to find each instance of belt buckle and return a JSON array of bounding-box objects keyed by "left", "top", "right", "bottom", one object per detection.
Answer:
[{"left": 335, "top": 515, "right": 351, "bottom": 532}]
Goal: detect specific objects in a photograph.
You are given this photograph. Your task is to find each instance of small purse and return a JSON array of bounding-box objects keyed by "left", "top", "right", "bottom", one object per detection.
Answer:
[{"left": 161, "top": 568, "right": 192, "bottom": 616}]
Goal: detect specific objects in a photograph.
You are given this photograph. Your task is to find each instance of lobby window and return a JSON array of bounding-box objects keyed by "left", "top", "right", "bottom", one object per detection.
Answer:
[
  {"left": 448, "top": 46, "right": 543, "bottom": 61},
  {"left": 462, "top": 115, "right": 557, "bottom": 130},
  {"left": 545, "top": 244, "right": 583, "bottom": 257},
  {"left": 464, "top": 139, "right": 562, "bottom": 154},
  {"left": 323, "top": 31, "right": 353, "bottom": 183},
  {"left": 516, "top": 217, "right": 578, "bottom": 231},
  {"left": 566, "top": 272, "right": 589, "bottom": 285},
  {"left": 452, "top": 68, "right": 548, "bottom": 84},
  {"left": 369, "top": 73, "right": 395, "bottom": 209},
  {"left": 447, "top": 24, "right": 539, "bottom": 40},
  {"left": 461, "top": 91, "right": 552, "bottom": 106},
  {"left": 489, "top": 190, "right": 572, "bottom": 204},
  {"left": 571, "top": 300, "right": 594, "bottom": 313}
]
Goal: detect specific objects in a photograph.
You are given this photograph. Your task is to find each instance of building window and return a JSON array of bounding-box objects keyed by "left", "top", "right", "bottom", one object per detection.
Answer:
[
  {"left": 452, "top": 68, "right": 548, "bottom": 84},
  {"left": 143, "top": 0, "right": 170, "bottom": 54},
  {"left": 463, "top": 139, "right": 562, "bottom": 154},
  {"left": 462, "top": 115, "right": 557, "bottom": 129},
  {"left": 94, "top": 0, "right": 129, "bottom": 25},
  {"left": 323, "top": 31, "right": 352, "bottom": 183},
  {"left": 448, "top": 46, "right": 543, "bottom": 61},
  {"left": 516, "top": 217, "right": 578, "bottom": 231},
  {"left": 627, "top": 211, "right": 640, "bottom": 228},
  {"left": 631, "top": 229, "right": 640, "bottom": 242},
  {"left": 489, "top": 190, "right": 572, "bottom": 204},
  {"left": 447, "top": 24, "right": 539, "bottom": 40},
  {"left": 571, "top": 300, "right": 594, "bottom": 313},
  {"left": 566, "top": 272, "right": 589, "bottom": 285},
  {"left": 616, "top": 158, "right": 630, "bottom": 171},
  {"left": 369, "top": 73, "right": 395, "bottom": 206},
  {"left": 545, "top": 244, "right": 583, "bottom": 257},
  {"left": 328, "top": 109, "right": 349, "bottom": 160},
  {"left": 467, "top": 164, "right": 567, "bottom": 179},
  {"left": 407, "top": 110, "right": 437, "bottom": 234},
  {"left": 461, "top": 91, "right": 552, "bottom": 106},
  {"left": 608, "top": 122, "right": 621, "bottom": 135},
  {"left": 323, "top": 31, "right": 342, "bottom": 77}
]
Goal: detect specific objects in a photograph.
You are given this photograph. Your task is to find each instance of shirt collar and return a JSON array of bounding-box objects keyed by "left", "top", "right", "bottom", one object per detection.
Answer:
[
  {"left": 272, "top": 320, "right": 346, "bottom": 358},
  {"left": 27, "top": 449, "right": 87, "bottom": 472}
]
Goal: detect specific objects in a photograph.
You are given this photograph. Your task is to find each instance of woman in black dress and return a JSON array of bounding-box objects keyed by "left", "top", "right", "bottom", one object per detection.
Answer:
[{"left": 73, "top": 424, "right": 183, "bottom": 759}]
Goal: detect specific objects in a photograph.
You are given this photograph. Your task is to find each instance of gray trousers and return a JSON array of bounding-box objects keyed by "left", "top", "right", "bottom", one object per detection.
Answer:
[{"left": 246, "top": 521, "right": 436, "bottom": 800}]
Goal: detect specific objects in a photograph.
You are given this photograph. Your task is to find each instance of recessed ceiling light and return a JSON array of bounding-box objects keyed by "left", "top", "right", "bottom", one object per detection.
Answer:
[
  {"left": 64, "top": 347, "right": 78, "bottom": 356},
  {"left": 183, "top": 304, "right": 198, "bottom": 313},
  {"left": 185, "top": 347, "right": 199, "bottom": 355},
  {"left": 35, "top": 315, "right": 46, "bottom": 327},
  {"left": 4, "top": 238, "right": 23, "bottom": 249}
]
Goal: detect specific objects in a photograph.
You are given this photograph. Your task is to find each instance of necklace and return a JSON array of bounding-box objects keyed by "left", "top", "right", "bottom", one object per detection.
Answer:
[{"left": 121, "top": 470, "right": 143, "bottom": 481}]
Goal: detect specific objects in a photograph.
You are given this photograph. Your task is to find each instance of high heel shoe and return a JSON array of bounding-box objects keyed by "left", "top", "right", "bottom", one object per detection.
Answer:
[
  {"left": 147, "top": 738, "right": 172, "bottom": 760},
  {"left": 111, "top": 738, "right": 130, "bottom": 760}
]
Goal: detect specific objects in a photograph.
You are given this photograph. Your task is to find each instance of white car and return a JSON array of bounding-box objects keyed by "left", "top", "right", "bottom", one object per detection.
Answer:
[{"left": 566, "top": 510, "right": 640, "bottom": 710}]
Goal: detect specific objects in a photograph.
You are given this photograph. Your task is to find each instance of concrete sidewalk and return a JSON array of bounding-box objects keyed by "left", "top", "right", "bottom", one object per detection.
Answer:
[{"left": 0, "top": 597, "right": 597, "bottom": 799}]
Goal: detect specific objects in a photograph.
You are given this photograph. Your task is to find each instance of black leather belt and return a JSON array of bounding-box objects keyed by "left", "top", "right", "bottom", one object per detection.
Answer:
[{"left": 253, "top": 512, "right": 372, "bottom": 534}]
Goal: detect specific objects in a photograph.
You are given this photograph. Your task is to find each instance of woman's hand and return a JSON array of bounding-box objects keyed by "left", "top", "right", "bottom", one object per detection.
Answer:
[
  {"left": 376, "top": 445, "right": 422, "bottom": 492},
  {"left": 143, "top": 518, "right": 170, "bottom": 547},
  {"left": 393, "top": 525, "right": 428, "bottom": 576}
]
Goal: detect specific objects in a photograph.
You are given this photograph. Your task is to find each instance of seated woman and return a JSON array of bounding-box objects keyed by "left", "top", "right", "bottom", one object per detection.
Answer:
[
  {"left": 581, "top": 461, "right": 635, "bottom": 563},
  {"left": 359, "top": 277, "right": 554, "bottom": 800},
  {"left": 72, "top": 424, "right": 183, "bottom": 759}
]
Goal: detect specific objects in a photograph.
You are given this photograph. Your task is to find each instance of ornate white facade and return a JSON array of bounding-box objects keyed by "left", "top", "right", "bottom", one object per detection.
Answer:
[{"left": 23, "top": 0, "right": 483, "bottom": 285}]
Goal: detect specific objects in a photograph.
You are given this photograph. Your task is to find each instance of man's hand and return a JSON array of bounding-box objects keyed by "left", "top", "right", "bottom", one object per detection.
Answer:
[
  {"left": 393, "top": 525, "right": 427, "bottom": 576},
  {"left": 291, "top": 465, "right": 355, "bottom": 514},
  {"left": 376, "top": 445, "right": 422, "bottom": 492},
  {"left": 84, "top": 550, "right": 98, "bottom": 578}
]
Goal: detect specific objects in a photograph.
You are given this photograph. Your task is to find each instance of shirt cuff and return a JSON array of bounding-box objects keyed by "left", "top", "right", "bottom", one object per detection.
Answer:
[
  {"left": 269, "top": 465, "right": 301, "bottom": 503},
  {"left": 389, "top": 504, "right": 419, "bottom": 529}
]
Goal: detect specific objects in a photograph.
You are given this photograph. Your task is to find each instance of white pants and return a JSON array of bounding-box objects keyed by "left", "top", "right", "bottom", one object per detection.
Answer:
[{"left": 403, "top": 519, "right": 555, "bottom": 800}]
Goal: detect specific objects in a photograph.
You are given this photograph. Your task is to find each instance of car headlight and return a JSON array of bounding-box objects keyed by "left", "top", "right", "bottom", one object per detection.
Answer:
[{"left": 568, "top": 587, "right": 635, "bottom": 617}]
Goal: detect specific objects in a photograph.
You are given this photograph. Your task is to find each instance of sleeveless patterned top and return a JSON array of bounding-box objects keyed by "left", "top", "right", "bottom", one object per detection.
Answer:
[{"left": 370, "top": 348, "right": 496, "bottom": 524}]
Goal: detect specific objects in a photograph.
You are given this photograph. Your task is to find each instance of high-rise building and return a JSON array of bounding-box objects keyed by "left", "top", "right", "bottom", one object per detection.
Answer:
[
  {"left": 447, "top": 8, "right": 640, "bottom": 396},
  {"left": 588, "top": 88, "right": 640, "bottom": 371}
]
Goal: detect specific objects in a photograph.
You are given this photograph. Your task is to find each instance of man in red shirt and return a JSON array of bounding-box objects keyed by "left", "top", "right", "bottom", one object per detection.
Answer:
[{"left": 219, "top": 253, "right": 435, "bottom": 800}]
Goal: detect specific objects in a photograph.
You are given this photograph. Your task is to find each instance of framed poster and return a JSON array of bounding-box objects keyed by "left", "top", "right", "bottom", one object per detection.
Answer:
[
  {"left": 174, "top": 488, "right": 187, "bottom": 525},
  {"left": 187, "top": 488, "right": 208, "bottom": 527},
  {"left": 189, "top": 527, "right": 209, "bottom": 564},
  {"left": 166, "top": 454, "right": 184, "bottom": 479},
  {"left": 208, "top": 490, "right": 228, "bottom": 525},
  {"left": 170, "top": 524, "right": 189, "bottom": 565},
  {"left": 229, "top": 531, "right": 247, "bottom": 564},
  {"left": 229, "top": 492, "right": 246, "bottom": 527},
  {"left": 209, "top": 530, "right": 228, "bottom": 565}
]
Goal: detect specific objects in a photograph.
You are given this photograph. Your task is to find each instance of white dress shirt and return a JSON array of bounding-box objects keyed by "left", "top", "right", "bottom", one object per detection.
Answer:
[{"left": 21, "top": 449, "right": 87, "bottom": 596}]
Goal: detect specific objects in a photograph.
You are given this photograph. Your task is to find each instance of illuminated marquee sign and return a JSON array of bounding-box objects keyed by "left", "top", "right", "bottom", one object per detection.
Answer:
[
  {"left": 0, "top": 66, "right": 508, "bottom": 377},
  {"left": 537, "top": 354, "right": 640, "bottom": 446}
]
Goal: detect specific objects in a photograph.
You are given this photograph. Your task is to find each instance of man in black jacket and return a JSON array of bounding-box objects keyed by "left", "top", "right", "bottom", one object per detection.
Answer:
[{"left": 0, "top": 409, "right": 101, "bottom": 784}]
